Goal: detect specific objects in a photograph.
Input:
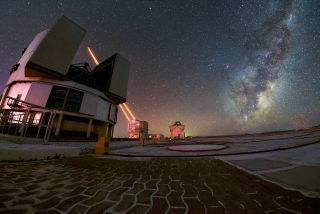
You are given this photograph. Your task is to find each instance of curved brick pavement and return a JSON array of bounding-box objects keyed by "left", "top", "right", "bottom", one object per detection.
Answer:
[{"left": 0, "top": 157, "right": 319, "bottom": 213}]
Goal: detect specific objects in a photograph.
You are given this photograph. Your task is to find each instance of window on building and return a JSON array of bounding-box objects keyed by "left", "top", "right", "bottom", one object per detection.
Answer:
[
  {"left": 46, "top": 86, "right": 68, "bottom": 109},
  {"left": 16, "top": 94, "right": 22, "bottom": 100},
  {"left": 46, "top": 86, "right": 83, "bottom": 113},
  {"left": 65, "top": 89, "right": 83, "bottom": 112}
]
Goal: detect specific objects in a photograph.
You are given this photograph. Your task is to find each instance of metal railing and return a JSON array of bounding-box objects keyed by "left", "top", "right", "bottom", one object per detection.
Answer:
[{"left": 0, "top": 96, "right": 56, "bottom": 143}]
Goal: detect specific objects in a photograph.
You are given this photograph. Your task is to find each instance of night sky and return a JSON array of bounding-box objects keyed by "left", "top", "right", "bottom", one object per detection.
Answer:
[{"left": 1, "top": 0, "right": 320, "bottom": 137}]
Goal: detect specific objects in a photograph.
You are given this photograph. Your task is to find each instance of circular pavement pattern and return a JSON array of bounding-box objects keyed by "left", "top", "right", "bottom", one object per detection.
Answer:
[{"left": 168, "top": 144, "right": 227, "bottom": 152}]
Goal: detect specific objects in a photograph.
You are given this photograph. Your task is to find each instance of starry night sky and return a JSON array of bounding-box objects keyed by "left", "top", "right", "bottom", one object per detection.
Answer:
[{"left": 1, "top": 0, "right": 320, "bottom": 137}]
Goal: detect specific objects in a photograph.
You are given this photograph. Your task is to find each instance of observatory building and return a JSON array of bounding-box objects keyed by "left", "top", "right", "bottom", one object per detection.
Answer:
[
  {"left": 169, "top": 121, "right": 185, "bottom": 139},
  {"left": 0, "top": 16, "right": 130, "bottom": 143},
  {"left": 128, "top": 120, "right": 148, "bottom": 139}
]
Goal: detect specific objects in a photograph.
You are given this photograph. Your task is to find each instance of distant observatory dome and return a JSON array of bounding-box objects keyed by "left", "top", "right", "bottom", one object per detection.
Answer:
[
  {"left": 292, "top": 114, "right": 309, "bottom": 130},
  {"left": 169, "top": 121, "right": 185, "bottom": 140}
]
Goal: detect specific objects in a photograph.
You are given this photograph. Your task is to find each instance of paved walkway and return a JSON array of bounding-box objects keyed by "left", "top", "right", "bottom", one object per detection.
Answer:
[{"left": 1, "top": 157, "right": 319, "bottom": 213}]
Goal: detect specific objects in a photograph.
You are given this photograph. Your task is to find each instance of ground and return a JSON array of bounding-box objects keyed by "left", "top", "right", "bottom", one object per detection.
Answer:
[{"left": 0, "top": 156, "right": 319, "bottom": 213}]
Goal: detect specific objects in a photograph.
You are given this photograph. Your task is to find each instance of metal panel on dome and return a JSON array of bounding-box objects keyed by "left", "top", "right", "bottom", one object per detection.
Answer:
[
  {"left": 26, "top": 16, "right": 86, "bottom": 76},
  {"left": 91, "top": 53, "right": 130, "bottom": 104}
]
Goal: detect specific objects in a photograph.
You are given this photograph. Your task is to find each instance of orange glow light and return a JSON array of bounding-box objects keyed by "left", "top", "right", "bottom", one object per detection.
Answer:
[{"left": 87, "top": 47, "right": 100, "bottom": 65}]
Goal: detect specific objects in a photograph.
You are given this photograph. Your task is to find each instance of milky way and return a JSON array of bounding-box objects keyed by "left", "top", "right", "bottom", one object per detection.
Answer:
[{"left": 231, "top": 0, "right": 296, "bottom": 121}]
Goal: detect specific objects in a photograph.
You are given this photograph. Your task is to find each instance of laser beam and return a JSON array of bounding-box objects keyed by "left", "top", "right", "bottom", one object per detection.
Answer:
[
  {"left": 123, "top": 103, "right": 136, "bottom": 120},
  {"left": 87, "top": 46, "right": 134, "bottom": 122},
  {"left": 119, "top": 104, "right": 131, "bottom": 121},
  {"left": 87, "top": 47, "right": 100, "bottom": 65}
]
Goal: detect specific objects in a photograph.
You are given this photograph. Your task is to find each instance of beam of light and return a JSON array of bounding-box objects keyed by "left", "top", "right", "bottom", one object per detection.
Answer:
[
  {"left": 87, "top": 47, "right": 100, "bottom": 65},
  {"left": 123, "top": 103, "right": 136, "bottom": 120},
  {"left": 87, "top": 46, "right": 135, "bottom": 122},
  {"left": 119, "top": 104, "right": 131, "bottom": 121}
]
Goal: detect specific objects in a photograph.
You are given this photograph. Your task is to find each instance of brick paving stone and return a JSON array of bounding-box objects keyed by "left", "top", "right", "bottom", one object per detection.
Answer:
[
  {"left": 69, "top": 176, "right": 84, "bottom": 183},
  {"left": 138, "top": 175, "right": 150, "bottom": 183},
  {"left": 84, "top": 176, "right": 98, "bottom": 182},
  {"left": 167, "top": 208, "right": 186, "bottom": 214},
  {"left": 13, "top": 178, "right": 29, "bottom": 183},
  {"left": 122, "top": 178, "right": 137, "bottom": 188},
  {"left": 145, "top": 179, "right": 159, "bottom": 190},
  {"left": 105, "top": 181, "right": 122, "bottom": 191},
  {"left": 19, "top": 190, "right": 41, "bottom": 198},
  {"left": 274, "top": 195, "right": 317, "bottom": 213},
  {"left": 12, "top": 198, "right": 35, "bottom": 206},
  {"left": 169, "top": 181, "right": 183, "bottom": 192},
  {"left": 33, "top": 196, "right": 61, "bottom": 210},
  {"left": 192, "top": 180, "right": 209, "bottom": 192},
  {"left": 184, "top": 198, "right": 205, "bottom": 214},
  {"left": 86, "top": 201, "right": 113, "bottom": 214},
  {"left": 67, "top": 204, "right": 88, "bottom": 214},
  {"left": 158, "top": 176, "right": 170, "bottom": 185},
  {"left": 34, "top": 178, "right": 49, "bottom": 184},
  {"left": 167, "top": 191, "right": 185, "bottom": 207},
  {"left": 206, "top": 206, "right": 225, "bottom": 214},
  {"left": 84, "top": 184, "right": 106, "bottom": 196},
  {"left": 112, "top": 194, "right": 135, "bottom": 212},
  {"left": 127, "top": 183, "right": 144, "bottom": 194},
  {"left": 102, "top": 177, "right": 115, "bottom": 185},
  {"left": 85, "top": 179, "right": 102, "bottom": 187},
  {"left": 147, "top": 197, "right": 168, "bottom": 214},
  {"left": 35, "top": 209, "right": 61, "bottom": 214},
  {"left": 50, "top": 178, "right": 66, "bottom": 184},
  {"left": 64, "top": 182, "right": 84, "bottom": 190},
  {"left": 0, "top": 195, "right": 14, "bottom": 202},
  {"left": 154, "top": 184, "right": 170, "bottom": 197},
  {"left": 0, "top": 208, "right": 28, "bottom": 214},
  {"left": 127, "top": 205, "right": 150, "bottom": 214},
  {"left": 150, "top": 172, "right": 161, "bottom": 179},
  {"left": 46, "top": 184, "right": 65, "bottom": 191},
  {"left": 198, "top": 190, "right": 220, "bottom": 206},
  {"left": 137, "top": 190, "right": 155, "bottom": 204},
  {"left": 82, "top": 191, "right": 108, "bottom": 206},
  {"left": 241, "top": 200, "right": 264, "bottom": 213},
  {"left": 37, "top": 191, "right": 61, "bottom": 201},
  {"left": 170, "top": 174, "right": 180, "bottom": 181},
  {"left": 0, "top": 188, "right": 20, "bottom": 194},
  {"left": 62, "top": 186, "right": 86, "bottom": 198},
  {"left": 182, "top": 184, "right": 197, "bottom": 197},
  {"left": 108, "top": 187, "right": 128, "bottom": 201},
  {"left": 56, "top": 195, "right": 88, "bottom": 212},
  {"left": 250, "top": 195, "right": 279, "bottom": 211}
]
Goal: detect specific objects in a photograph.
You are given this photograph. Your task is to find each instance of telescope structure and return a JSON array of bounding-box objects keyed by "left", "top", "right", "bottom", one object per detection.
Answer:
[
  {"left": 169, "top": 121, "right": 185, "bottom": 139},
  {"left": 128, "top": 120, "right": 148, "bottom": 139},
  {"left": 0, "top": 16, "right": 130, "bottom": 152}
]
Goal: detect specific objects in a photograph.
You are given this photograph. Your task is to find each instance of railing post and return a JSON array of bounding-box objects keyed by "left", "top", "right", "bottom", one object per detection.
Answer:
[
  {"left": 87, "top": 118, "right": 93, "bottom": 138},
  {"left": 20, "top": 106, "right": 31, "bottom": 137},
  {"left": 36, "top": 112, "right": 45, "bottom": 138},
  {"left": 55, "top": 113, "right": 63, "bottom": 136}
]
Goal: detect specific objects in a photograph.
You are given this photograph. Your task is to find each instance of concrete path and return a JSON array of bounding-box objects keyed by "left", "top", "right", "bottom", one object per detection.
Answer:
[
  {"left": 0, "top": 140, "right": 142, "bottom": 161},
  {"left": 0, "top": 141, "right": 80, "bottom": 161},
  {"left": 109, "top": 129, "right": 320, "bottom": 157},
  {"left": 217, "top": 143, "right": 320, "bottom": 198}
]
